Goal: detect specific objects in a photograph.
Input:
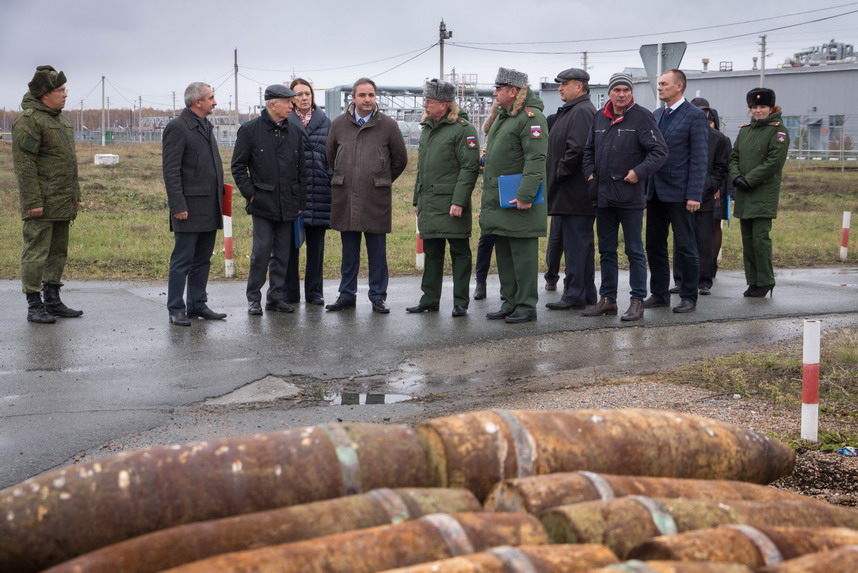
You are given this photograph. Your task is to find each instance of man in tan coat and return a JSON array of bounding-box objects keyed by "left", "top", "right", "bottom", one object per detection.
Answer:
[{"left": 325, "top": 78, "right": 408, "bottom": 314}]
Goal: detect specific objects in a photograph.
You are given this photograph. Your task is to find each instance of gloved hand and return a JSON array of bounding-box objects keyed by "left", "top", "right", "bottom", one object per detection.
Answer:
[{"left": 733, "top": 176, "right": 751, "bottom": 191}]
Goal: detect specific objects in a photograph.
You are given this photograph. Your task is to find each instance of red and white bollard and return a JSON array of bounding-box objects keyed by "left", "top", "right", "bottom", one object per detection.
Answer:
[
  {"left": 415, "top": 216, "right": 424, "bottom": 271},
  {"left": 801, "top": 319, "right": 821, "bottom": 442},
  {"left": 223, "top": 184, "right": 234, "bottom": 278},
  {"left": 840, "top": 211, "right": 851, "bottom": 262}
]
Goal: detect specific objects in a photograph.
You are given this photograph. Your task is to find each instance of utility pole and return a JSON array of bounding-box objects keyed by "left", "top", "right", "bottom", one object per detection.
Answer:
[
  {"left": 172, "top": 91, "right": 176, "bottom": 117},
  {"left": 759, "top": 34, "right": 768, "bottom": 87},
  {"left": 79, "top": 100, "right": 83, "bottom": 133},
  {"left": 101, "top": 76, "right": 106, "bottom": 146},
  {"left": 234, "top": 48, "right": 240, "bottom": 125},
  {"left": 138, "top": 96, "right": 142, "bottom": 140},
  {"left": 439, "top": 20, "right": 452, "bottom": 80},
  {"left": 582, "top": 51, "right": 588, "bottom": 71},
  {"left": 107, "top": 97, "right": 110, "bottom": 138}
]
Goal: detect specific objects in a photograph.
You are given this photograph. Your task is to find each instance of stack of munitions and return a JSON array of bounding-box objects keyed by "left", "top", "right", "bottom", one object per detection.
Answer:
[{"left": 1, "top": 409, "right": 854, "bottom": 572}]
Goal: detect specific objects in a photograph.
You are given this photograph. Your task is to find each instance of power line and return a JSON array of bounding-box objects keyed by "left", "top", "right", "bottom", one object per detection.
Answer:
[
  {"left": 243, "top": 45, "right": 437, "bottom": 74},
  {"left": 372, "top": 43, "right": 439, "bottom": 79}
]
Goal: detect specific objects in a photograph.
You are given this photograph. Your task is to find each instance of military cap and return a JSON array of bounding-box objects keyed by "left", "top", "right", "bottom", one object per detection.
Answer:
[
  {"left": 746, "top": 87, "right": 775, "bottom": 108},
  {"left": 423, "top": 79, "right": 455, "bottom": 102},
  {"left": 690, "top": 97, "right": 710, "bottom": 110},
  {"left": 495, "top": 67, "right": 528, "bottom": 88},
  {"left": 555, "top": 68, "right": 589, "bottom": 83},
  {"left": 28, "top": 65, "right": 67, "bottom": 99},
  {"left": 264, "top": 84, "right": 296, "bottom": 100}
]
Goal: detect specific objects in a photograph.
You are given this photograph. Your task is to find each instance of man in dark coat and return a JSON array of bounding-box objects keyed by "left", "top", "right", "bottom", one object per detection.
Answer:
[
  {"left": 325, "top": 78, "right": 408, "bottom": 314},
  {"left": 544, "top": 67, "right": 598, "bottom": 312},
  {"left": 162, "top": 82, "right": 226, "bottom": 326},
  {"left": 232, "top": 84, "right": 307, "bottom": 315}
]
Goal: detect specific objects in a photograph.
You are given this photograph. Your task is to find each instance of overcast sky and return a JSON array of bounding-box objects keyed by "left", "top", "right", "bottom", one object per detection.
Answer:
[{"left": 2, "top": 0, "right": 856, "bottom": 114}]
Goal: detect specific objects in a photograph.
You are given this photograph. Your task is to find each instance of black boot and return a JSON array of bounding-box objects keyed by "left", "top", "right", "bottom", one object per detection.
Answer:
[
  {"left": 26, "top": 292, "right": 57, "bottom": 324},
  {"left": 43, "top": 283, "right": 83, "bottom": 318},
  {"left": 473, "top": 281, "right": 487, "bottom": 300}
]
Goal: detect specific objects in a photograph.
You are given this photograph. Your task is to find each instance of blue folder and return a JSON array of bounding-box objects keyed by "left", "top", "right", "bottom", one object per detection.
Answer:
[
  {"left": 293, "top": 212, "right": 305, "bottom": 248},
  {"left": 498, "top": 173, "right": 544, "bottom": 208}
]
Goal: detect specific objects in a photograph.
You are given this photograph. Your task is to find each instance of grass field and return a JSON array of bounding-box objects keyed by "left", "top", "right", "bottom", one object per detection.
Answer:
[{"left": 1, "top": 140, "right": 856, "bottom": 281}]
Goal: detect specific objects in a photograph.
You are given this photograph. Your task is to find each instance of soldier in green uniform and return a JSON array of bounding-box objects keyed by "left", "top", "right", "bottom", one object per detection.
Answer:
[
  {"left": 480, "top": 67, "right": 549, "bottom": 323},
  {"left": 729, "top": 87, "right": 789, "bottom": 298},
  {"left": 407, "top": 79, "right": 480, "bottom": 317},
  {"left": 12, "top": 65, "right": 83, "bottom": 324}
]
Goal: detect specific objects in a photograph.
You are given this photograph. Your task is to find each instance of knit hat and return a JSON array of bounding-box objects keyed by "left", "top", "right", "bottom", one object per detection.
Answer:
[
  {"left": 423, "top": 79, "right": 455, "bottom": 102},
  {"left": 264, "top": 84, "right": 296, "bottom": 100},
  {"left": 746, "top": 87, "right": 775, "bottom": 108},
  {"left": 607, "top": 72, "right": 633, "bottom": 92},
  {"left": 28, "top": 65, "right": 67, "bottom": 98},
  {"left": 494, "top": 67, "right": 528, "bottom": 88}
]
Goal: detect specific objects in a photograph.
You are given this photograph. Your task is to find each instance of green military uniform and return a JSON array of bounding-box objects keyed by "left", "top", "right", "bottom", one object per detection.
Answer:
[
  {"left": 729, "top": 110, "right": 789, "bottom": 288},
  {"left": 13, "top": 91, "right": 80, "bottom": 294},
  {"left": 413, "top": 107, "right": 480, "bottom": 308},
  {"left": 480, "top": 87, "right": 549, "bottom": 318}
]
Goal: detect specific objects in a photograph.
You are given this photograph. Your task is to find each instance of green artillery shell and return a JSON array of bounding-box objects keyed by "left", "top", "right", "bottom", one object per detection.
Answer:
[
  {"left": 630, "top": 525, "right": 858, "bottom": 567},
  {"left": 0, "top": 422, "right": 429, "bottom": 573},
  {"left": 44, "top": 488, "right": 480, "bottom": 573},
  {"left": 416, "top": 409, "right": 795, "bottom": 501},
  {"left": 163, "top": 511, "right": 550, "bottom": 573},
  {"left": 590, "top": 560, "right": 755, "bottom": 572},
  {"left": 484, "top": 472, "right": 817, "bottom": 514},
  {"left": 757, "top": 544, "right": 858, "bottom": 572},
  {"left": 540, "top": 496, "right": 858, "bottom": 559},
  {"left": 377, "top": 543, "right": 619, "bottom": 572}
]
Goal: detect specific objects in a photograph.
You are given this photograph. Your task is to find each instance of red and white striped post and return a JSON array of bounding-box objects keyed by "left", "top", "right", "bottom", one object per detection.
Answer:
[
  {"left": 415, "top": 216, "right": 424, "bottom": 271},
  {"left": 840, "top": 211, "right": 851, "bottom": 261},
  {"left": 801, "top": 319, "right": 821, "bottom": 442},
  {"left": 223, "top": 184, "right": 234, "bottom": 278}
]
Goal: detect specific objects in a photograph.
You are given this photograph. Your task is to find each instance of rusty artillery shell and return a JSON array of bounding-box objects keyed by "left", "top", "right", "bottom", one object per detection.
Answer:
[
  {"left": 377, "top": 543, "right": 619, "bottom": 572},
  {"left": 484, "top": 472, "right": 818, "bottom": 514},
  {"left": 416, "top": 409, "right": 794, "bottom": 501},
  {"left": 540, "top": 496, "right": 858, "bottom": 559},
  {"left": 44, "top": 488, "right": 480, "bottom": 573},
  {"left": 757, "top": 544, "right": 858, "bottom": 572},
  {"left": 0, "top": 422, "right": 430, "bottom": 573},
  {"left": 629, "top": 525, "right": 858, "bottom": 567},
  {"left": 590, "top": 560, "right": 754, "bottom": 572},
  {"left": 164, "top": 511, "right": 550, "bottom": 573}
]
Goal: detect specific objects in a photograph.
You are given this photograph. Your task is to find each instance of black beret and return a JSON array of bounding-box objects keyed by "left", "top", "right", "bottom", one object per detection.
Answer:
[
  {"left": 746, "top": 88, "right": 775, "bottom": 108},
  {"left": 264, "top": 84, "right": 296, "bottom": 100},
  {"left": 554, "top": 68, "right": 589, "bottom": 83}
]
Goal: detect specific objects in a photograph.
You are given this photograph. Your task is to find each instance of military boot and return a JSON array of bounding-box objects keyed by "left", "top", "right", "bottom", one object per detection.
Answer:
[
  {"left": 43, "top": 283, "right": 84, "bottom": 318},
  {"left": 26, "top": 292, "right": 57, "bottom": 324}
]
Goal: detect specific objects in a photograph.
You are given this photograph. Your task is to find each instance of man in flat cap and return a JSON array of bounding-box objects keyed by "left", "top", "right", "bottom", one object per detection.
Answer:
[
  {"left": 325, "top": 77, "right": 408, "bottom": 314},
  {"left": 406, "top": 79, "right": 480, "bottom": 317},
  {"left": 544, "top": 68, "right": 598, "bottom": 313},
  {"left": 13, "top": 65, "right": 83, "bottom": 323},
  {"left": 480, "top": 67, "right": 549, "bottom": 323},
  {"left": 162, "top": 82, "right": 228, "bottom": 325},
  {"left": 232, "top": 84, "right": 307, "bottom": 315}
]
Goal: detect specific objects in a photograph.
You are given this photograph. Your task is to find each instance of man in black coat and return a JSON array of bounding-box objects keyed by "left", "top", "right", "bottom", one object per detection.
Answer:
[
  {"left": 545, "top": 68, "right": 598, "bottom": 311},
  {"left": 231, "top": 84, "right": 307, "bottom": 315},
  {"left": 162, "top": 82, "right": 226, "bottom": 326}
]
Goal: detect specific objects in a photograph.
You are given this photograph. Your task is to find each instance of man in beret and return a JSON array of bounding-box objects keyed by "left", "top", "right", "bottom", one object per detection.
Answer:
[
  {"left": 544, "top": 67, "right": 598, "bottom": 312},
  {"left": 12, "top": 65, "right": 83, "bottom": 324},
  {"left": 162, "top": 82, "right": 228, "bottom": 325},
  {"left": 407, "top": 79, "right": 480, "bottom": 317},
  {"left": 232, "top": 84, "right": 307, "bottom": 315},
  {"left": 480, "top": 67, "right": 549, "bottom": 323}
]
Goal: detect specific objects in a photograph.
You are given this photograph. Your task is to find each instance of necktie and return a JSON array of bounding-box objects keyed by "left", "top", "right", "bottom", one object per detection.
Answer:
[{"left": 358, "top": 118, "right": 366, "bottom": 126}]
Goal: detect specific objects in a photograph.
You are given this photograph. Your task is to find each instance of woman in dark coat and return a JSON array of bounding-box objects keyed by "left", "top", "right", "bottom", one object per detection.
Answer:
[
  {"left": 285, "top": 79, "right": 332, "bottom": 304},
  {"left": 729, "top": 87, "right": 789, "bottom": 298}
]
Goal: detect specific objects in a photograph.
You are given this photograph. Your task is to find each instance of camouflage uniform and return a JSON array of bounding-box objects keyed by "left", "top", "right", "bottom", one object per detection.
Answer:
[{"left": 13, "top": 92, "right": 80, "bottom": 294}]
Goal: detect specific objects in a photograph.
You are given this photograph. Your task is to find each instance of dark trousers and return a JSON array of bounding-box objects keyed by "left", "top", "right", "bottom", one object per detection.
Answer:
[
  {"left": 286, "top": 225, "right": 326, "bottom": 302},
  {"left": 21, "top": 219, "right": 70, "bottom": 293},
  {"left": 673, "top": 210, "right": 715, "bottom": 290},
  {"left": 168, "top": 230, "right": 217, "bottom": 313},
  {"left": 646, "top": 195, "right": 699, "bottom": 303},
  {"left": 596, "top": 207, "right": 647, "bottom": 301},
  {"left": 474, "top": 233, "right": 496, "bottom": 284},
  {"left": 420, "top": 237, "right": 472, "bottom": 307},
  {"left": 556, "top": 214, "right": 598, "bottom": 307},
  {"left": 544, "top": 216, "right": 563, "bottom": 286},
  {"left": 247, "top": 215, "right": 293, "bottom": 303},
  {"left": 495, "top": 236, "right": 538, "bottom": 317},
  {"left": 740, "top": 217, "right": 774, "bottom": 287},
  {"left": 339, "top": 231, "right": 388, "bottom": 302}
]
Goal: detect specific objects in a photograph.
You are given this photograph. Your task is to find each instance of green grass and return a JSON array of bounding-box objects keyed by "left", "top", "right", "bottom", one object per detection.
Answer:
[{"left": 1, "top": 141, "right": 856, "bottom": 281}]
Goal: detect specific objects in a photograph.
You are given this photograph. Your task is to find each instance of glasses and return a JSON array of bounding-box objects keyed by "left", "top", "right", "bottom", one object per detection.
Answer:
[{"left": 52, "top": 88, "right": 69, "bottom": 95}]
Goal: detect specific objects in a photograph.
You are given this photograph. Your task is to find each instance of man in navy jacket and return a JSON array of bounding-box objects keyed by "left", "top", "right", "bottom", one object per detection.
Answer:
[{"left": 645, "top": 69, "right": 709, "bottom": 313}]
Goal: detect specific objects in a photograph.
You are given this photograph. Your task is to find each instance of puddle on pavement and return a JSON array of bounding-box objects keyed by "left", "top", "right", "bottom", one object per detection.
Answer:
[{"left": 322, "top": 391, "right": 412, "bottom": 405}]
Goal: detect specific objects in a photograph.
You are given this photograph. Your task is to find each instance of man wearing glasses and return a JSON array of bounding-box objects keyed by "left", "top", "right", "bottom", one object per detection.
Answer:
[{"left": 12, "top": 65, "right": 83, "bottom": 324}]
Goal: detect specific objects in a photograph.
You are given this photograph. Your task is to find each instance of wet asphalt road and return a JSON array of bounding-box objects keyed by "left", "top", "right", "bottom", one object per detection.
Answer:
[{"left": 1, "top": 267, "right": 856, "bottom": 489}]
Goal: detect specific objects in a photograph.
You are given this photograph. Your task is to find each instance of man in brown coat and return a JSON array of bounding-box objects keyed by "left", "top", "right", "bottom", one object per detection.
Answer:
[{"left": 325, "top": 77, "right": 408, "bottom": 313}]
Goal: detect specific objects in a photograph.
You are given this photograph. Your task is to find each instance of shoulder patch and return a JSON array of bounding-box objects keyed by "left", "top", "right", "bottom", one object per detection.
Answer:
[
  {"left": 465, "top": 135, "right": 477, "bottom": 148},
  {"left": 776, "top": 131, "right": 787, "bottom": 143},
  {"left": 530, "top": 125, "right": 543, "bottom": 138}
]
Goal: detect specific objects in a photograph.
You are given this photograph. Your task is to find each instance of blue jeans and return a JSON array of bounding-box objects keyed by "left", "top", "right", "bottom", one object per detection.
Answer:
[{"left": 596, "top": 207, "right": 646, "bottom": 301}]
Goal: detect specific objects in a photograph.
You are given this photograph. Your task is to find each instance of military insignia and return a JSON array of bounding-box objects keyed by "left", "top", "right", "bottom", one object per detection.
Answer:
[
  {"left": 466, "top": 136, "right": 477, "bottom": 148},
  {"left": 530, "top": 125, "right": 542, "bottom": 138},
  {"left": 776, "top": 131, "right": 787, "bottom": 143}
]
